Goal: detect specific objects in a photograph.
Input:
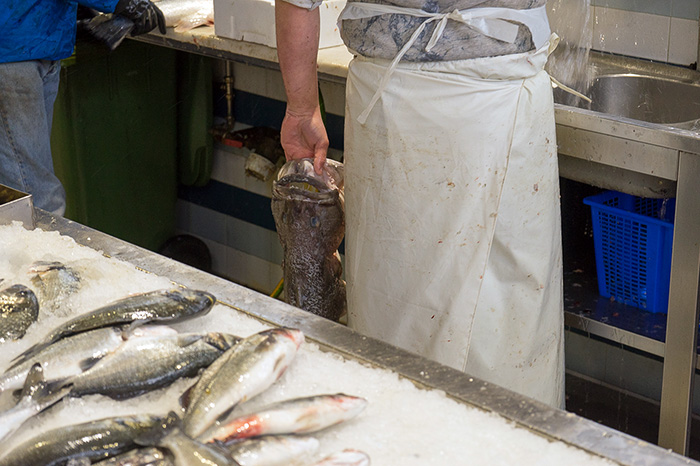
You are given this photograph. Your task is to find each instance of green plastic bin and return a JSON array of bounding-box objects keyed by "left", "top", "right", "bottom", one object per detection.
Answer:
[{"left": 51, "top": 40, "right": 178, "bottom": 252}]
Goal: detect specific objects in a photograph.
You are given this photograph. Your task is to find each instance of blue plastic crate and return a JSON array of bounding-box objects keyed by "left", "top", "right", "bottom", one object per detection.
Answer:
[{"left": 583, "top": 191, "right": 675, "bottom": 313}]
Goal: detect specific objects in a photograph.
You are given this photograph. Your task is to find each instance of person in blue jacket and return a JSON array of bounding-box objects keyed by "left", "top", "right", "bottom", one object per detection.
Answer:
[{"left": 0, "top": 0, "right": 165, "bottom": 215}]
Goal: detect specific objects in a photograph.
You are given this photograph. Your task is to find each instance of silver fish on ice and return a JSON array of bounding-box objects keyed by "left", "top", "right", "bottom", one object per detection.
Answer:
[
  {"left": 0, "top": 284, "right": 39, "bottom": 343},
  {"left": 28, "top": 261, "right": 81, "bottom": 317},
  {"left": 65, "top": 331, "right": 239, "bottom": 400},
  {"left": 271, "top": 158, "right": 346, "bottom": 321},
  {"left": 0, "top": 325, "right": 166, "bottom": 393},
  {"left": 14, "top": 288, "right": 216, "bottom": 363},
  {"left": 0, "top": 413, "right": 175, "bottom": 466},
  {"left": 226, "top": 435, "right": 319, "bottom": 466},
  {"left": 182, "top": 327, "right": 304, "bottom": 438},
  {"left": 201, "top": 393, "right": 367, "bottom": 443}
]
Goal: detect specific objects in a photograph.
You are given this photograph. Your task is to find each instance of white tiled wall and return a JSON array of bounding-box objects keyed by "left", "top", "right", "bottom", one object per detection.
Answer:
[
  {"left": 215, "top": 61, "right": 347, "bottom": 116},
  {"left": 592, "top": 6, "right": 699, "bottom": 65},
  {"left": 176, "top": 143, "right": 285, "bottom": 295}
]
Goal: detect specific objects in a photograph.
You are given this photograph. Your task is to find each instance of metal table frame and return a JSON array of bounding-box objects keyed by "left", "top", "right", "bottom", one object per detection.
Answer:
[{"left": 28, "top": 209, "right": 697, "bottom": 466}]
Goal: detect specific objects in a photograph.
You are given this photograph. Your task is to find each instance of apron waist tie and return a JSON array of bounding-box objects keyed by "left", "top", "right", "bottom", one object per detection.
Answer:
[{"left": 339, "top": 3, "right": 552, "bottom": 124}]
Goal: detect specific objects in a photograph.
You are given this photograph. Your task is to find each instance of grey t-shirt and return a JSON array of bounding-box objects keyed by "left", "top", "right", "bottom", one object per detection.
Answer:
[{"left": 282, "top": 0, "right": 546, "bottom": 61}]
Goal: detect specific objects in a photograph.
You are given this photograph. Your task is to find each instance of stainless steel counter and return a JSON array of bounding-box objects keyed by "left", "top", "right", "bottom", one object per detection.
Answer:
[
  {"left": 31, "top": 209, "right": 698, "bottom": 466},
  {"left": 131, "top": 29, "right": 700, "bottom": 455}
]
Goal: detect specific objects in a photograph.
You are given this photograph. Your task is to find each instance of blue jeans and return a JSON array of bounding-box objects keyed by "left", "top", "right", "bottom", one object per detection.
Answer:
[{"left": 0, "top": 60, "right": 66, "bottom": 216}]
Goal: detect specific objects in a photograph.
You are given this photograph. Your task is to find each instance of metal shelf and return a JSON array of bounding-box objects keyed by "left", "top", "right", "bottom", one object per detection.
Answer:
[{"left": 564, "top": 269, "right": 700, "bottom": 369}]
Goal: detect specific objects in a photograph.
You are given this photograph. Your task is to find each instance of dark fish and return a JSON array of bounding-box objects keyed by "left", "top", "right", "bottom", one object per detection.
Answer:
[
  {"left": 271, "top": 158, "right": 346, "bottom": 321},
  {"left": 13, "top": 288, "right": 216, "bottom": 364},
  {"left": 92, "top": 447, "right": 173, "bottom": 466},
  {"left": 28, "top": 261, "right": 81, "bottom": 317},
  {"left": 0, "top": 284, "right": 39, "bottom": 343},
  {"left": 0, "top": 413, "right": 176, "bottom": 466}
]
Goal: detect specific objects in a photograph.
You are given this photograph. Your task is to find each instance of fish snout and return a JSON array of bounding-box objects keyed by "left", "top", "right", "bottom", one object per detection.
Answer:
[{"left": 277, "top": 327, "right": 305, "bottom": 348}]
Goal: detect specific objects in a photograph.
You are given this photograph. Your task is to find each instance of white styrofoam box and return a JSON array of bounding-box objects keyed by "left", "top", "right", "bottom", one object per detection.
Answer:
[{"left": 214, "top": 0, "right": 346, "bottom": 49}]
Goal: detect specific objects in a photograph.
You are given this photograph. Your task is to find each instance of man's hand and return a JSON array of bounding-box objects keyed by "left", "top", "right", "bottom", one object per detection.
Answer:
[
  {"left": 280, "top": 106, "right": 328, "bottom": 175},
  {"left": 114, "top": 0, "right": 166, "bottom": 35}
]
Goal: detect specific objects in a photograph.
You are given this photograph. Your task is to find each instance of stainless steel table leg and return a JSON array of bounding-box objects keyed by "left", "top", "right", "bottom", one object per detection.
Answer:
[{"left": 658, "top": 151, "right": 700, "bottom": 455}]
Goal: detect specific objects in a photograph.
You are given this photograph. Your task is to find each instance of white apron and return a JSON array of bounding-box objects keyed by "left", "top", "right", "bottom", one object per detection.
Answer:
[{"left": 342, "top": 10, "right": 564, "bottom": 407}]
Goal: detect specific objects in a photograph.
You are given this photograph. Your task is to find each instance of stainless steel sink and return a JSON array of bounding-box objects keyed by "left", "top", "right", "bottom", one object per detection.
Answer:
[
  {"left": 585, "top": 74, "right": 700, "bottom": 126},
  {"left": 553, "top": 52, "right": 700, "bottom": 128},
  {"left": 552, "top": 51, "right": 700, "bottom": 199}
]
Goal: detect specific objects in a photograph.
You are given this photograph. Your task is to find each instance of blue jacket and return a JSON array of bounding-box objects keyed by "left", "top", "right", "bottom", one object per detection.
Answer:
[{"left": 0, "top": 0, "right": 121, "bottom": 63}]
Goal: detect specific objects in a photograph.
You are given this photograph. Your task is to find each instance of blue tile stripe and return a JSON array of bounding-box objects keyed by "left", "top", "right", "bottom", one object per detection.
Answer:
[
  {"left": 179, "top": 180, "right": 345, "bottom": 254},
  {"left": 215, "top": 89, "right": 346, "bottom": 151},
  {"left": 179, "top": 180, "right": 277, "bottom": 232}
]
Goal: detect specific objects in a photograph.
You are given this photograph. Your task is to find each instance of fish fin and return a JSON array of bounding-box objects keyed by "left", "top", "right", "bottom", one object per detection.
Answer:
[
  {"left": 179, "top": 382, "right": 197, "bottom": 409},
  {"left": 204, "top": 333, "right": 240, "bottom": 351},
  {"left": 215, "top": 405, "right": 238, "bottom": 426},
  {"left": 135, "top": 411, "right": 180, "bottom": 447},
  {"left": 10, "top": 341, "right": 49, "bottom": 366},
  {"left": 18, "top": 363, "right": 44, "bottom": 400},
  {"left": 124, "top": 319, "right": 149, "bottom": 336},
  {"left": 20, "top": 364, "right": 72, "bottom": 410},
  {"left": 78, "top": 356, "right": 104, "bottom": 372},
  {"left": 101, "top": 389, "right": 151, "bottom": 401}
]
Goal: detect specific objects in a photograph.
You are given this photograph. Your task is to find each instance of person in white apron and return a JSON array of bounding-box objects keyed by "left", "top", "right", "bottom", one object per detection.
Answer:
[{"left": 275, "top": 0, "right": 565, "bottom": 408}]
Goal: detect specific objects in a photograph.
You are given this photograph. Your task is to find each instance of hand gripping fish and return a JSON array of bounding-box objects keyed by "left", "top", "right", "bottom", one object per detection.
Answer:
[{"left": 271, "top": 158, "right": 347, "bottom": 321}]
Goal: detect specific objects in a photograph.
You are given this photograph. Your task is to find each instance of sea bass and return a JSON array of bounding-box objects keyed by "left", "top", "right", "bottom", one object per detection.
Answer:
[
  {"left": 0, "top": 325, "right": 172, "bottom": 393},
  {"left": 28, "top": 261, "right": 80, "bottom": 317},
  {"left": 201, "top": 394, "right": 367, "bottom": 443},
  {"left": 0, "top": 413, "right": 175, "bottom": 466},
  {"left": 311, "top": 449, "right": 371, "bottom": 466},
  {"left": 65, "top": 331, "right": 239, "bottom": 400},
  {"left": 271, "top": 158, "right": 346, "bottom": 321},
  {"left": 182, "top": 327, "right": 304, "bottom": 438},
  {"left": 226, "top": 435, "right": 319, "bottom": 466},
  {"left": 0, "top": 284, "right": 39, "bottom": 343},
  {"left": 0, "top": 364, "right": 71, "bottom": 444},
  {"left": 14, "top": 288, "right": 216, "bottom": 363}
]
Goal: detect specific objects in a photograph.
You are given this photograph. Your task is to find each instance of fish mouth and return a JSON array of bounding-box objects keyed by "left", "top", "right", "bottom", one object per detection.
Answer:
[{"left": 273, "top": 174, "right": 339, "bottom": 203}]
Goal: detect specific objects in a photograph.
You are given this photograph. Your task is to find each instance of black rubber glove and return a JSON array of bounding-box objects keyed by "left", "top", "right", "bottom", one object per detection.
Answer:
[{"left": 114, "top": 0, "right": 166, "bottom": 35}]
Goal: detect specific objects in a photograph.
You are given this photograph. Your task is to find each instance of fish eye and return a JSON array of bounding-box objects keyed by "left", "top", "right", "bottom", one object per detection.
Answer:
[
  {"left": 310, "top": 217, "right": 320, "bottom": 227},
  {"left": 281, "top": 212, "right": 287, "bottom": 223}
]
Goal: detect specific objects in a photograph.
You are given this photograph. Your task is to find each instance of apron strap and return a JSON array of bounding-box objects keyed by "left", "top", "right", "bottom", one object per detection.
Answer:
[{"left": 339, "top": 4, "right": 552, "bottom": 123}]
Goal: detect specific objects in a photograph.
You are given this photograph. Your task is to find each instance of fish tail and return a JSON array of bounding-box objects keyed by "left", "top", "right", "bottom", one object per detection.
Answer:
[{"left": 22, "top": 364, "right": 71, "bottom": 410}]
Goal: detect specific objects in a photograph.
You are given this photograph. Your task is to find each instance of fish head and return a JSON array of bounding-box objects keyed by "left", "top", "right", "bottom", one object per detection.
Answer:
[
  {"left": 0, "top": 284, "right": 39, "bottom": 316},
  {"left": 273, "top": 327, "right": 305, "bottom": 349},
  {"left": 168, "top": 289, "right": 217, "bottom": 315},
  {"left": 271, "top": 172, "right": 345, "bottom": 253}
]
